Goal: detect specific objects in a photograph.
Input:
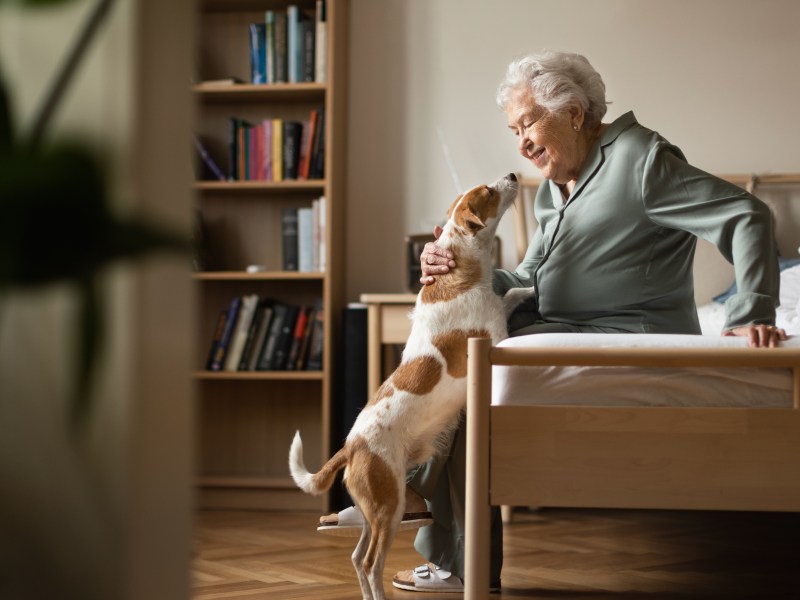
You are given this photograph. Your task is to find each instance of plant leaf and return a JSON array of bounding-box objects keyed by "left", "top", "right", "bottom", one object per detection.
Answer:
[{"left": 0, "top": 68, "right": 12, "bottom": 149}]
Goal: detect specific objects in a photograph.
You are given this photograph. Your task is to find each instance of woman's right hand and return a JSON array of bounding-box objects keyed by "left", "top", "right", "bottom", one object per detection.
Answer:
[{"left": 419, "top": 225, "right": 456, "bottom": 286}]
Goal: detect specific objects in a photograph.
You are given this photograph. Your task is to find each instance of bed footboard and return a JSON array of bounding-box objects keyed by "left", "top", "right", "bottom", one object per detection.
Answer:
[{"left": 464, "top": 337, "right": 800, "bottom": 600}]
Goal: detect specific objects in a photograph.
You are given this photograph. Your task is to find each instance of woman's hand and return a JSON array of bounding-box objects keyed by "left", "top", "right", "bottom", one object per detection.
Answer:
[
  {"left": 723, "top": 324, "right": 788, "bottom": 348},
  {"left": 419, "top": 225, "right": 456, "bottom": 286}
]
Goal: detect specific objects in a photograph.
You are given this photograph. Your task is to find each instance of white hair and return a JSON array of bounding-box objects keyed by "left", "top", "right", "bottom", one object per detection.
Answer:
[{"left": 497, "top": 51, "right": 609, "bottom": 129}]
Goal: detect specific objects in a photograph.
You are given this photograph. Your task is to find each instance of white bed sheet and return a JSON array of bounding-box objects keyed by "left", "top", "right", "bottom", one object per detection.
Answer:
[{"left": 492, "top": 333, "right": 799, "bottom": 408}]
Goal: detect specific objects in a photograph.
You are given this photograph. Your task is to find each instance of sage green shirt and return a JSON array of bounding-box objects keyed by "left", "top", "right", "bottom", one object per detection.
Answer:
[{"left": 494, "top": 111, "right": 779, "bottom": 334}]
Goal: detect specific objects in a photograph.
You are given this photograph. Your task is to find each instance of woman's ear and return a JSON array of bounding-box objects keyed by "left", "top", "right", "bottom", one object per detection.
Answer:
[{"left": 569, "top": 105, "right": 585, "bottom": 131}]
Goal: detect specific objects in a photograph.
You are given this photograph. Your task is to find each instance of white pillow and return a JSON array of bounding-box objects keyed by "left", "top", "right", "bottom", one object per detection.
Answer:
[{"left": 777, "top": 265, "right": 800, "bottom": 335}]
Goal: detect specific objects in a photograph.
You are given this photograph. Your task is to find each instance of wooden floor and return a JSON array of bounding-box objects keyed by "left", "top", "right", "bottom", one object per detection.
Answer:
[{"left": 192, "top": 507, "right": 800, "bottom": 599}]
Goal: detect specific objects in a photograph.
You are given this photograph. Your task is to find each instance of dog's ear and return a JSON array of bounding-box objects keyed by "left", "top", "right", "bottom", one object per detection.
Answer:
[{"left": 463, "top": 211, "right": 486, "bottom": 233}]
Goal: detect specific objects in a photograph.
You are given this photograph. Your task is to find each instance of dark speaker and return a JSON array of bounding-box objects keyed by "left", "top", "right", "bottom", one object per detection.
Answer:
[{"left": 330, "top": 303, "right": 368, "bottom": 511}]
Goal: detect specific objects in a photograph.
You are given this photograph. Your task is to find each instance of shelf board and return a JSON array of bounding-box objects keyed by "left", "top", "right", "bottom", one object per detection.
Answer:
[
  {"left": 193, "top": 370, "right": 323, "bottom": 381},
  {"left": 194, "top": 179, "right": 325, "bottom": 192},
  {"left": 193, "top": 81, "right": 325, "bottom": 102},
  {"left": 197, "top": 475, "right": 298, "bottom": 490},
  {"left": 193, "top": 270, "right": 324, "bottom": 281}
]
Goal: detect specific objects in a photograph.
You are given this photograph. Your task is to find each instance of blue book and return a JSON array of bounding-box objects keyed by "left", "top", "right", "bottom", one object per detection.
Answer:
[
  {"left": 249, "top": 23, "right": 267, "bottom": 84},
  {"left": 209, "top": 296, "right": 242, "bottom": 371}
]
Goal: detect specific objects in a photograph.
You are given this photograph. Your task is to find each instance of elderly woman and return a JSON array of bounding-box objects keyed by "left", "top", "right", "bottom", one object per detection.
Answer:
[{"left": 328, "top": 51, "right": 788, "bottom": 593}]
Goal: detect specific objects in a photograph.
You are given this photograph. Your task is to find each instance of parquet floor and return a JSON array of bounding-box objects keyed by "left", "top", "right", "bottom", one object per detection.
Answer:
[{"left": 192, "top": 507, "right": 800, "bottom": 599}]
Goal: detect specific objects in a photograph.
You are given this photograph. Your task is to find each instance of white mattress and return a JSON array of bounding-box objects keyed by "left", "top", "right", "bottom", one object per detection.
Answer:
[{"left": 492, "top": 333, "right": 799, "bottom": 408}]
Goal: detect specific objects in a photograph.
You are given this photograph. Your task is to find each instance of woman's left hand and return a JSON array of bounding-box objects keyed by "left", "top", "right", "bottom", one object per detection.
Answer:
[{"left": 723, "top": 324, "right": 788, "bottom": 348}]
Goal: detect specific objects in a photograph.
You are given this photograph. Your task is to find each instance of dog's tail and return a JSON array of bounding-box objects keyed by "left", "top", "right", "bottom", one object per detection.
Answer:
[{"left": 289, "top": 431, "right": 348, "bottom": 495}]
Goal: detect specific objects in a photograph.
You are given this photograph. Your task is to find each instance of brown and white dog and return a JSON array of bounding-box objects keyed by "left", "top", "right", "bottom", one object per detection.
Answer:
[{"left": 289, "top": 173, "right": 531, "bottom": 600}]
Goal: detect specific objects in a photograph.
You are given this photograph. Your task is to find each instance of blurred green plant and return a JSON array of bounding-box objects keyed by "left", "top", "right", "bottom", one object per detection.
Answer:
[{"left": 0, "top": 0, "right": 188, "bottom": 427}]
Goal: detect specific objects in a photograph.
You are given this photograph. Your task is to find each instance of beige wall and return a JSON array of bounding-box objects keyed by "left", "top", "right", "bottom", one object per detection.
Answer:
[{"left": 346, "top": 0, "right": 800, "bottom": 301}]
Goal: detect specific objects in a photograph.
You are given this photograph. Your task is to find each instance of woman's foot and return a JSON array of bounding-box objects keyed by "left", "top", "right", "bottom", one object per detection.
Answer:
[
  {"left": 317, "top": 487, "right": 431, "bottom": 536},
  {"left": 392, "top": 563, "right": 501, "bottom": 593}
]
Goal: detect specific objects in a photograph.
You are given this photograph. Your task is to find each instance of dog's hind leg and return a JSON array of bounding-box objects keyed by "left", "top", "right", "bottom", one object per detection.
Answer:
[
  {"left": 363, "top": 508, "right": 401, "bottom": 600},
  {"left": 351, "top": 520, "right": 374, "bottom": 600}
]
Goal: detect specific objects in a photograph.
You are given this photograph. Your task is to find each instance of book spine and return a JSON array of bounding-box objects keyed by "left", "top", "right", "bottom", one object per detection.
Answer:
[
  {"left": 249, "top": 23, "right": 267, "bottom": 84},
  {"left": 204, "top": 310, "right": 228, "bottom": 370},
  {"left": 317, "top": 195, "right": 327, "bottom": 272},
  {"left": 227, "top": 118, "right": 239, "bottom": 181},
  {"left": 192, "top": 134, "right": 226, "bottom": 181},
  {"left": 297, "top": 206, "right": 314, "bottom": 272},
  {"left": 272, "top": 305, "right": 300, "bottom": 370},
  {"left": 301, "top": 19, "right": 315, "bottom": 82},
  {"left": 308, "top": 107, "right": 325, "bottom": 179},
  {"left": 224, "top": 294, "right": 259, "bottom": 371},
  {"left": 245, "top": 303, "right": 274, "bottom": 371},
  {"left": 305, "top": 301, "right": 324, "bottom": 370},
  {"left": 285, "top": 306, "right": 310, "bottom": 370},
  {"left": 282, "top": 120, "right": 302, "bottom": 180},
  {"left": 294, "top": 305, "right": 316, "bottom": 369},
  {"left": 256, "top": 303, "right": 287, "bottom": 370},
  {"left": 281, "top": 207, "right": 299, "bottom": 271},
  {"left": 263, "top": 120, "right": 273, "bottom": 181},
  {"left": 315, "top": 0, "right": 327, "bottom": 83},
  {"left": 209, "top": 296, "right": 242, "bottom": 371},
  {"left": 286, "top": 5, "right": 299, "bottom": 83},
  {"left": 265, "top": 10, "right": 276, "bottom": 84},
  {"left": 272, "top": 118, "right": 283, "bottom": 181},
  {"left": 274, "top": 11, "right": 288, "bottom": 83}
]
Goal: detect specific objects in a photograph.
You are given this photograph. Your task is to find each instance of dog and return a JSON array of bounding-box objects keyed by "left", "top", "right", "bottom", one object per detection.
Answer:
[{"left": 289, "top": 173, "right": 532, "bottom": 600}]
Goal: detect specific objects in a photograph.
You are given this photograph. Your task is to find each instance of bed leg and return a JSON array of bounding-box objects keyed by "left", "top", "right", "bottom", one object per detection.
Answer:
[{"left": 465, "top": 337, "right": 493, "bottom": 600}]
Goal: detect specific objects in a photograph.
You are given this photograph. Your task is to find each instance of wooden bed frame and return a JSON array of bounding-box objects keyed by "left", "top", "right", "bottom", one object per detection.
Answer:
[{"left": 463, "top": 337, "right": 800, "bottom": 599}]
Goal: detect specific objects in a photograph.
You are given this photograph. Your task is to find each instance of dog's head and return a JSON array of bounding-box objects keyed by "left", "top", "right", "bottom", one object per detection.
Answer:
[{"left": 443, "top": 173, "right": 518, "bottom": 243}]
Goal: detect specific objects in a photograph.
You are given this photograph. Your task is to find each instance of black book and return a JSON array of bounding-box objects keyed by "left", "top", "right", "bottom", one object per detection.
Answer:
[
  {"left": 282, "top": 121, "right": 303, "bottom": 180},
  {"left": 281, "top": 207, "right": 299, "bottom": 271},
  {"left": 272, "top": 305, "right": 300, "bottom": 370}
]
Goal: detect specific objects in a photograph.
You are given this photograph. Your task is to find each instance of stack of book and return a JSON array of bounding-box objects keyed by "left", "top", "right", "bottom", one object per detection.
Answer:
[
  {"left": 250, "top": 1, "right": 328, "bottom": 85},
  {"left": 281, "top": 197, "right": 326, "bottom": 272},
  {"left": 225, "top": 107, "right": 325, "bottom": 182},
  {"left": 206, "top": 296, "right": 324, "bottom": 372}
]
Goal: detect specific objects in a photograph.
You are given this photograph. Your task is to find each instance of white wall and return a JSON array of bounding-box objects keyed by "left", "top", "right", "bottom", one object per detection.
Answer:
[{"left": 346, "top": 0, "right": 800, "bottom": 300}]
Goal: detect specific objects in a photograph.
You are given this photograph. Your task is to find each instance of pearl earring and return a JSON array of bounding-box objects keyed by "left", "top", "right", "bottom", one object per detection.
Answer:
[{"left": 573, "top": 124, "right": 580, "bottom": 131}]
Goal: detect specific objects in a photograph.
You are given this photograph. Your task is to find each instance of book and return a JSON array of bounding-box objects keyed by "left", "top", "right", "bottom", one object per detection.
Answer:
[
  {"left": 294, "top": 305, "right": 316, "bottom": 369},
  {"left": 265, "top": 11, "right": 276, "bottom": 83},
  {"left": 249, "top": 22, "right": 267, "bottom": 84},
  {"left": 281, "top": 207, "right": 299, "bottom": 271},
  {"left": 273, "top": 9, "right": 288, "bottom": 83},
  {"left": 272, "top": 117, "right": 283, "bottom": 181},
  {"left": 224, "top": 294, "right": 259, "bottom": 371},
  {"left": 314, "top": 0, "right": 327, "bottom": 83},
  {"left": 238, "top": 299, "right": 271, "bottom": 370},
  {"left": 256, "top": 303, "right": 288, "bottom": 370},
  {"left": 245, "top": 301, "right": 275, "bottom": 371},
  {"left": 227, "top": 117, "right": 243, "bottom": 180},
  {"left": 315, "top": 196, "right": 326, "bottom": 272},
  {"left": 301, "top": 18, "right": 315, "bottom": 82},
  {"left": 299, "top": 109, "right": 318, "bottom": 180},
  {"left": 199, "top": 77, "right": 243, "bottom": 86},
  {"left": 308, "top": 106, "right": 325, "bottom": 179},
  {"left": 285, "top": 306, "right": 310, "bottom": 370},
  {"left": 282, "top": 120, "right": 303, "bottom": 180},
  {"left": 305, "top": 301, "right": 324, "bottom": 370},
  {"left": 192, "top": 134, "right": 226, "bottom": 181},
  {"left": 262, "top": 120, "right": 273, "bottom": 180},
  {"left": 204, "top": 309, "right": 228, "bottom": 370},
  {"left": 272, "top": 304, "right": 300, "bottom": 370},
  {"left": 297, "top": 206, "right": 314, "bottom": 272},
  {"left": 286, "top": 5, "right": 300, "bottom": 83},
  {"left": 209, "top": 296, "right": 242, "bottom": 371}
]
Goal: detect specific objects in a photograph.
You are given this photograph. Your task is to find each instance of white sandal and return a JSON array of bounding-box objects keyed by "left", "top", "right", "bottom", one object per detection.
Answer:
[
  {"left": 317, "top": 505, "right": 433, "bottom": 537},
  {"left": 392, "top": 563, "right": 464, "bottom": 593}
]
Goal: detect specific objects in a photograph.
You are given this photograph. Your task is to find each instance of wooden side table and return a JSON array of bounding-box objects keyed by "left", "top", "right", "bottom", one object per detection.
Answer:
[{"left": 358, "top": 293, "right": 415, "bottom": 394}]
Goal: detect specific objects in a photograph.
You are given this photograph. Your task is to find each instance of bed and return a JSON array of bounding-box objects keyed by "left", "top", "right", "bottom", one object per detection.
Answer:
[{"left": 462, "top": 174, "right": 800, "bottom": 599}]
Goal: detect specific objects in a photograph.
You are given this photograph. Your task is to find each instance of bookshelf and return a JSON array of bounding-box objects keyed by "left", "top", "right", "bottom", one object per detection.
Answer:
[{"left": 193, "top": 0, "right": 348, "bottom": 511}]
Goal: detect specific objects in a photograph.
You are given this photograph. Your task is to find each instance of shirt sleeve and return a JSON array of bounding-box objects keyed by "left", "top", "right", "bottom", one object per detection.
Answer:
[
  {"left": 492, "top": 224, "right": 544, "bottom": 296},
  {"left": 641, "top": 142, "right": 779, "bottom": 330}
]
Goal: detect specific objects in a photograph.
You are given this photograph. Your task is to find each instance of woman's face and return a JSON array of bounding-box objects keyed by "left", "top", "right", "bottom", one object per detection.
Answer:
[{"left": 505, "top": 86, "right": 583, "bottom": 185}]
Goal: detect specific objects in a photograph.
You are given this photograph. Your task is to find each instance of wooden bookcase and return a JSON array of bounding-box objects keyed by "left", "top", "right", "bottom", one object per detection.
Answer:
[{"left": 193, "top": 0, "right": 348, "bottom": 511}]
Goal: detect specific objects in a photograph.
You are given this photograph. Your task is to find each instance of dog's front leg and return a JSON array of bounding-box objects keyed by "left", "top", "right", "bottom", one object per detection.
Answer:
[
  {"left": 502, "top": 286, "right": 537, "bottom": 319},
  {"left": 352, "top": 520, "right": 374, "bottom": 600}
]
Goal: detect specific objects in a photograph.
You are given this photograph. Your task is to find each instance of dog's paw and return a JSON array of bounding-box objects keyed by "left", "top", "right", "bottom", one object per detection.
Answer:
[{"left": 502, "top": 286, "right": 536, "bottom": 318}]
